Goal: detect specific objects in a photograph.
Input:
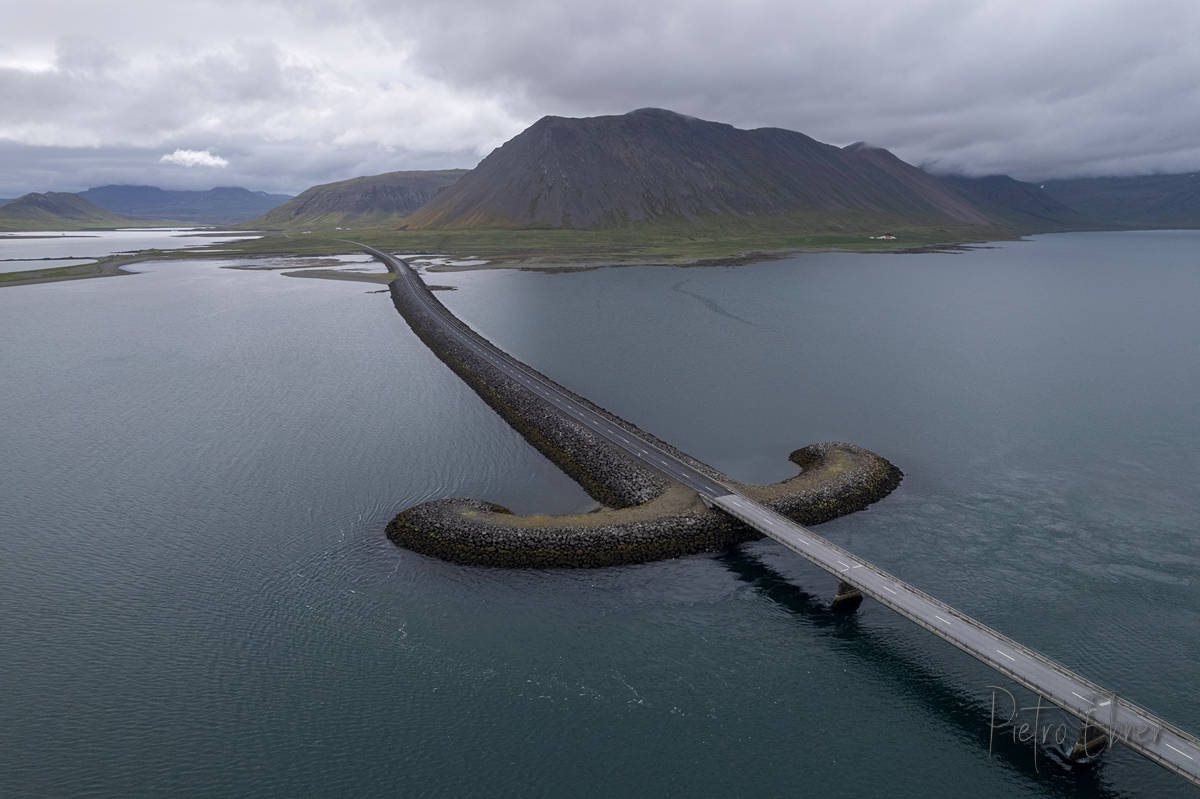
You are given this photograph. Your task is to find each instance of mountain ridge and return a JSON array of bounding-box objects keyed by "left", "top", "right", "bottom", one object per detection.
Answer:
[
  {"left": 80, "top": 185, "right": 291, "bottom": 225},
  {"left": 1038, "top": 173, "right": 1200, "bottom": 228},
  {"left": 404, "top": 108, "right": 995, "bottom": 231},
  {"left": 0, "top": 192, "right": 154, "bottom": 231},
  {"left": 939, "top": 174, "right": 1085, "bottom": 232},
  {"left": 247, "top": 169, "right": 468, "bottom": 229}
]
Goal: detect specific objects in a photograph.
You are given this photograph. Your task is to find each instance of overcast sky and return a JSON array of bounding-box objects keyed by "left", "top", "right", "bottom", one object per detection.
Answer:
[{"left": 3, "top": 0, "right": 1199, "bottom": 196}]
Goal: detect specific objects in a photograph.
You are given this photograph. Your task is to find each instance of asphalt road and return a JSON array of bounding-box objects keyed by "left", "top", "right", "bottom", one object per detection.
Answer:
[{"left": 363, "top": 243, "right": 1200, "bottom": 788}]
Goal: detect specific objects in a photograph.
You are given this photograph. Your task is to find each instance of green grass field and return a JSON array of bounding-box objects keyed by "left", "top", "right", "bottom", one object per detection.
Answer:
[
  {"left": 0, "top": 212, "right": 1013, "bottom": 285},
  {"left": 222, "top": 211, "right": 1009, "bottom": 264}
]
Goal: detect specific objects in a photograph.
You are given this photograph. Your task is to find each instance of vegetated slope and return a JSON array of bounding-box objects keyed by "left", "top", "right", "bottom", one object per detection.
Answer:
[
  {"left": 248, "top": 170, "right": 469, "bottom": 229},
  {"left": 941, "top": 174, "right": 1085, "bottom": 232},
  {"left": 0, "top": 192, "right": 147, "bottom": 231},
  {"left": 1039, "top": 173, "right": 1200, "bottom": 228},
  {"left": 404, "top": 108, "right": 995, "bottom": 230},
  {"left": 80, "top": 185, "right": 291, "bottom": 225}
]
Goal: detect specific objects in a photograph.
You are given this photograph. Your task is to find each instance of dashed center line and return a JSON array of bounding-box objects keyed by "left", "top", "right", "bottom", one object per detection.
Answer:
[
  {"left": 934, "top": 615, "right": 952, "bottom": 626},
  {"left": 1166, "top": 743, "right": 1196, "bottom": 760},
  {"left": 995, "top": 649, "right": 1017, "bottom": 662}
]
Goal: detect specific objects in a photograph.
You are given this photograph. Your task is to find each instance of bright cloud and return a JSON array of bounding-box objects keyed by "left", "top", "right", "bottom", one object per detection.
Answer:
[{"left": 160, "top": 149, "right": 229, "bottom": 168}]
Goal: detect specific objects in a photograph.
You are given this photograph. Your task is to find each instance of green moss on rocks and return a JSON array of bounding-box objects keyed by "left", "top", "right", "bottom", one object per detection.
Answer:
[{"left": 387, "top": 442, "right": 902, "bottom": 568}]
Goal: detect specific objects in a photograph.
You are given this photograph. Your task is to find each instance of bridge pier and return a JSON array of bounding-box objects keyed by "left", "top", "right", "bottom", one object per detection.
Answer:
[
  {"left": 1069, "top": 719, "right": 1110, "bottom": 762},
  {"left": 831, "top": 580, "right": 863, "bottom": 611}
]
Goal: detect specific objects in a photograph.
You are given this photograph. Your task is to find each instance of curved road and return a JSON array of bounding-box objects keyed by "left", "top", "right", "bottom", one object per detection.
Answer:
[{"left": 362, "top": 243, "right": 1200, "bottom": 788}]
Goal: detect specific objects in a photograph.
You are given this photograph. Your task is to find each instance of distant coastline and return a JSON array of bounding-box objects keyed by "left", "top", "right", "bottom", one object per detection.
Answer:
[{"left": 0, "top": 234, "right": 993, "bottom": 288}]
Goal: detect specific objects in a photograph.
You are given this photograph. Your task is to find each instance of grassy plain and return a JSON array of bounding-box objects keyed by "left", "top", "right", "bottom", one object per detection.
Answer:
[
  {"left": 0, "top": 212, "right": 1009, "bottom": 286},
  {"left": 222, "top": 212, "right": 1006, "bottom": 265}
]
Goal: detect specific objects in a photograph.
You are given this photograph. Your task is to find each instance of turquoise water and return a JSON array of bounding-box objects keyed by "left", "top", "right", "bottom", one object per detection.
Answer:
[{"left": 1, "top": 233, "right": 1197, "bottom": 796}]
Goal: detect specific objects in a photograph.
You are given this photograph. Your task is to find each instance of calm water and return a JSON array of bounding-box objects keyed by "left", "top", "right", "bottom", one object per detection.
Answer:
[
  {"left": 1, "top": 232, "right": 1198, "bottom": 797},
  {"left": 0, "top": 228, "right": 261, "bottom": 272}
]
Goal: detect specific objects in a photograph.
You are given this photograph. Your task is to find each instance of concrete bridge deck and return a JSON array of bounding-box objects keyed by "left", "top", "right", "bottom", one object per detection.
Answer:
[{"left": 360, "top": 243, "right": 1200, "bottom": 788}]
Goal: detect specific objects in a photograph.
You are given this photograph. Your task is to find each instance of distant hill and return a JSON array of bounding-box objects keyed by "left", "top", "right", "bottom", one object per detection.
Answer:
[
  {"left": 940, "top": 174, "right": 1085, "bottom": 232},
  {"left": 0, "top": 192, "right": 150, "bottom": 231},
  {"left": 79, "top": 185, "right": 291, "bottom": 225},
  {"left": 404, "top": 108, "right": 994, "bottom": 230},
  {"left": 248, "top": 170, "right": 468, "bottom": 229},
  {"left": 1039, "top": 173, "right": 1200, "bottom": 228}
]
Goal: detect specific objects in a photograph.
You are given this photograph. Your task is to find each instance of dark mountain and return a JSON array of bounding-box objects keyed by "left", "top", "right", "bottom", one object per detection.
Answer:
[
  {"left": 0, "top": 192, "right": 147, "bottom": 231},
  {"left": 941, "top": 174, "right": 1084, "bottom": 231},
  {"left": 404, "top": 108, "right": 994, "bottom": 230},
  {"left": 1039, "top": 173, "right": 1200, "bottom": 228},
  {"left": 79, "top": 185, "right": 291, "bottom": 225},
  {"left": 248, "top": 170, "right": 468, "bottom": 229}
]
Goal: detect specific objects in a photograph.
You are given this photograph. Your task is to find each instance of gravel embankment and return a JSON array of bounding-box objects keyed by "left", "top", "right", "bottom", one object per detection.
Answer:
[{"left": 386, "top": 265, "right": 902, "bottom": 567}]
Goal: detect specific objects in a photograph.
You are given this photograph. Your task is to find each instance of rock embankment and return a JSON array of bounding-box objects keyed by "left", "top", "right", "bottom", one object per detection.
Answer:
[
  {"left": 386, "top": 258, "right": 902, "bottom": 567},
  {"left": 390, "top": 269, "right": 673, "bottom": 509},
  {"left": 388, "top": 442, "right": 901, "bottom": 568}
]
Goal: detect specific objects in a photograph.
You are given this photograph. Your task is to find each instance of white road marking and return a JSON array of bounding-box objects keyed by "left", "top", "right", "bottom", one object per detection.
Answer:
[
  {"left": 1166, "top": 743, "right": 1195, "bottom": 760},
  {"left": 1072, "top": 691, "right": 1089, "bottom": 702},
  {"left": 934, "top": 615, "right": 952, "bottom": 626},
  {"left": 996, "top": 649, "right": 1017, "bottom": 662},
  {"left": 882, "top": 585, "right": 898, "bottom": 595},
  {"left": 836, "top": 560, "right": 851, "bottom": 570}
]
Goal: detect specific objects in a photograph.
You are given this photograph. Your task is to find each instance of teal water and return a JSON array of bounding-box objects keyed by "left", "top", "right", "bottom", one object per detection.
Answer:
[{"left": 1, "top": 232, "right": 1197, "bottom": 796}]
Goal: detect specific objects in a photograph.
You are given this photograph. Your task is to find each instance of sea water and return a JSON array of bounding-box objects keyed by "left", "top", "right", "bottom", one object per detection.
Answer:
[{"left": 1, "top": 232, "right": 1197, "bottom": 796}]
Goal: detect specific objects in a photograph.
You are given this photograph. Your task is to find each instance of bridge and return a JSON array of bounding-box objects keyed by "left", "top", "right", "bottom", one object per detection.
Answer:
[{"left": 359, "top": 243, "right": 1200, "bottom": 788}]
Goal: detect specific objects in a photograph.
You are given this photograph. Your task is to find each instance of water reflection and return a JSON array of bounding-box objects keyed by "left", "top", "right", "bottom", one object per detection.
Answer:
[{"left": 717, "top": 547, "right": 1137, "bottom": 796}]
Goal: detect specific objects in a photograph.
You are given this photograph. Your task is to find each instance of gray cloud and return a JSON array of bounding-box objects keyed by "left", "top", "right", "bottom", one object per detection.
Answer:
[
  {"left": 381, "top": 0, "right": 1200, "bottom": 179},
  {"left": 2, "top": 0, "right": 1199, "bottom": 196}
]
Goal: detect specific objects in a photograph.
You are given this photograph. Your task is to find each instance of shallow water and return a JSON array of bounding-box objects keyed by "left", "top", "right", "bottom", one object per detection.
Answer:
[
  {"left": 1, "top": 232, "right": 1197, "bottom": 796},
  {"left": 0, "top": 228, "right": 260, "bottom": 272}
]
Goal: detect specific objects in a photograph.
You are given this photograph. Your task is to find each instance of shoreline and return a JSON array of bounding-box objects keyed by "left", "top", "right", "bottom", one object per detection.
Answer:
[
  {"left": 0, "top": 237, "right": 996, "bottom": 288},
  {"left": 421, "top": 240, "right": 995, "bottom": 273},
  {"left": 0, "top": 253, "right": 148, "bottom": 287}
]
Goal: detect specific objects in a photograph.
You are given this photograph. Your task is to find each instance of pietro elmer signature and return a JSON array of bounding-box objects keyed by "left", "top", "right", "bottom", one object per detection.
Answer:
[{"left": 987, "top": 685, "right": 1161, "bottom": 773}]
